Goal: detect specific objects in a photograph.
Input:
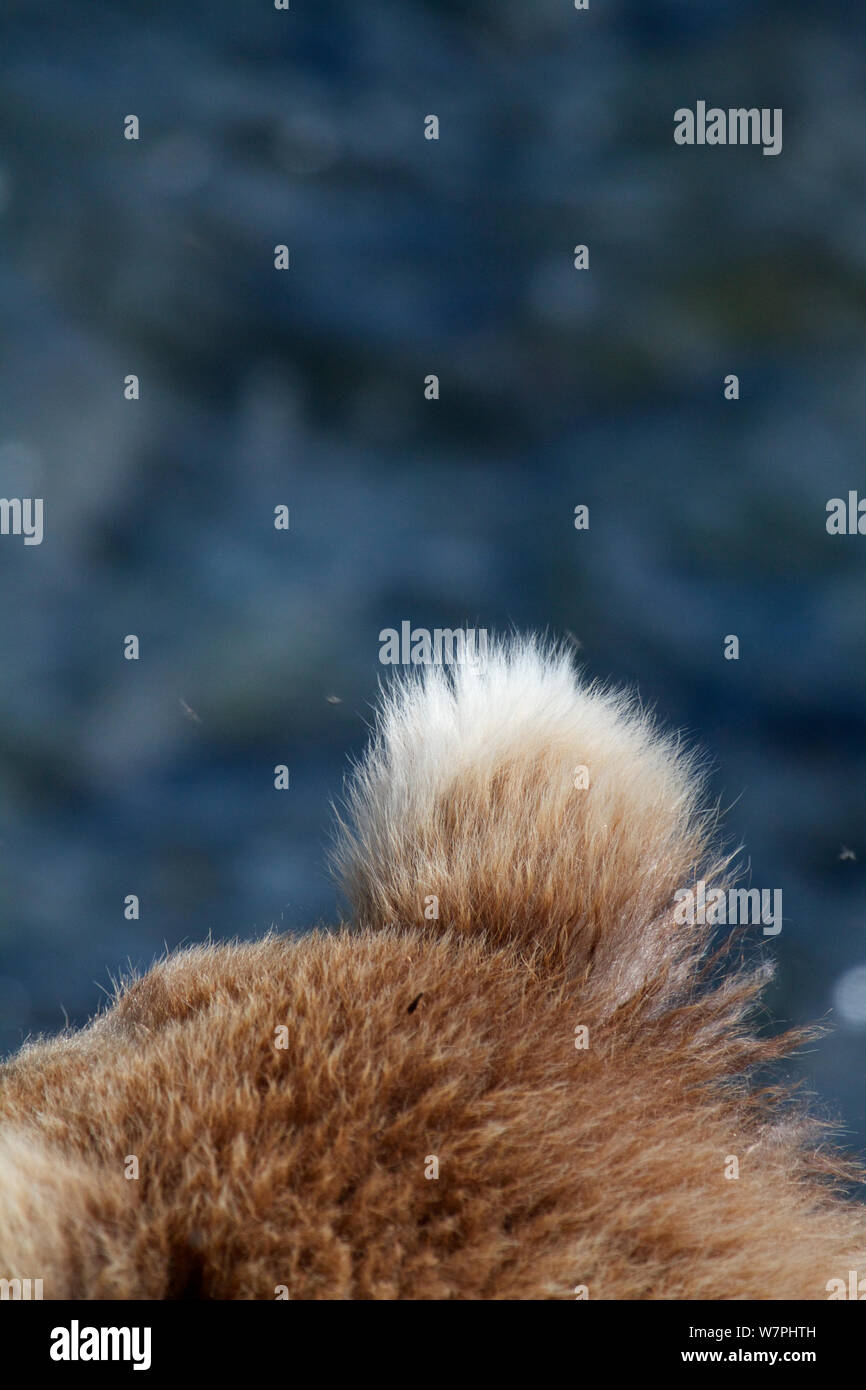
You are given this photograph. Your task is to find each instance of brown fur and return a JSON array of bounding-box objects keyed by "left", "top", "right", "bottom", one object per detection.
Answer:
[{"left": 0, "top": 638, "right": 863, "bottom": 1298}]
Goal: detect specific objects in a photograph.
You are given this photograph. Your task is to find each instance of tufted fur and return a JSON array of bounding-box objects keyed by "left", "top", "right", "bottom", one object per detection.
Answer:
[{"left": 0, "top": 636, "right": 864, "bottom": 1298}]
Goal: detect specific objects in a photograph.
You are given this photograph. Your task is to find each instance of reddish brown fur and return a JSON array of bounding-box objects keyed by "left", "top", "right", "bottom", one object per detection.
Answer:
[{"left": 0, "top": 639, "right": 863, "bottom": 1298}]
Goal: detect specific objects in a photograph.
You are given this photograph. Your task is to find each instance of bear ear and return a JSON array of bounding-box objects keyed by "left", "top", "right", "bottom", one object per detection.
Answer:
[{"left": 332, "top": 636, "right": 727, "bottom": 998}]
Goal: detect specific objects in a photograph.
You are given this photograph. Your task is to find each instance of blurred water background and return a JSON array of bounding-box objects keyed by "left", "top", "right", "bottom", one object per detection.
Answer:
[{"left": 0, "top": 0, "right": 865, "bottom": 1149}]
